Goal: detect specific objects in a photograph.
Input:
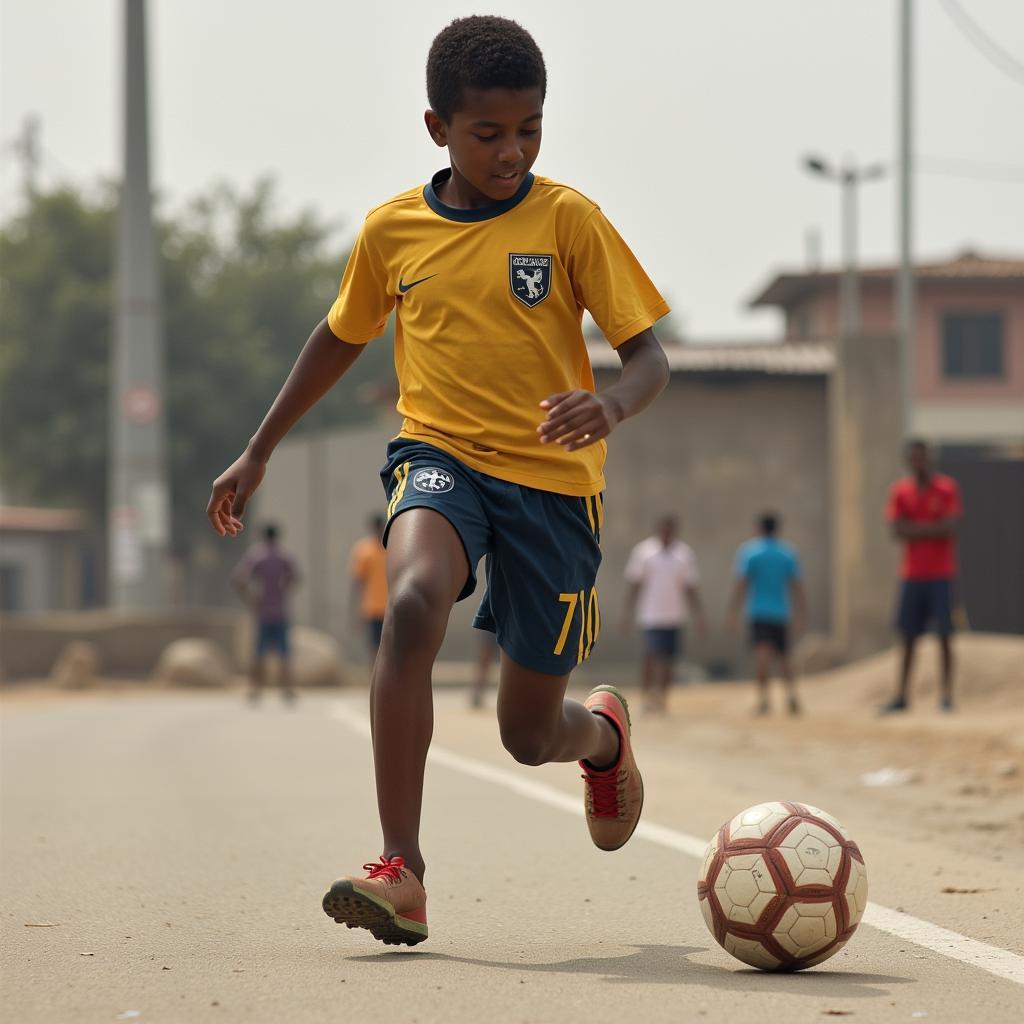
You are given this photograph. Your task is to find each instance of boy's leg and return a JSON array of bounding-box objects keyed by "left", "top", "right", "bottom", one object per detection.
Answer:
[
  {"left": 249, "top": 625, "right": 266, "bottom": 702},
  {"left": 780, "top": 652, "right": 800, "bottom": 714},
  {"left": 753, "top": 642, "right": 771, "bottom": 713},
  {"left": 640, "top": 646, "right": 657, "bottom": 712},
  {"left": 370, "top": 508, "right": 468, "bottom": 883},
  {"left": 496, "top": 652, "right": 643, "bottom": 851},
  {"left": 496, "top": 653, "right": 618, "bottom": 768},
  {"left": 938, "top": 634, "right": 954, "bottom": 709}
]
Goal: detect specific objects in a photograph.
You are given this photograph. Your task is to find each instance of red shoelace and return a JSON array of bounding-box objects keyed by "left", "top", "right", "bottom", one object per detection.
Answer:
[
  {"left": 582, "top": 769, "right": 621, "bottom": 818},
  {"left": 363, "top": 855, "right": 406, "bottom": 882}
]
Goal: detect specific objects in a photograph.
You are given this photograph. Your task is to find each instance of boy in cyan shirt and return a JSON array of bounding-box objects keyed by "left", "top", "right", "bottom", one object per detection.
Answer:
[
  {"left": 208, "top": 16, "right": 670, "bottom": 946},
  {"left": 728, "top": 512, "right": 807, "bottom": 715}
]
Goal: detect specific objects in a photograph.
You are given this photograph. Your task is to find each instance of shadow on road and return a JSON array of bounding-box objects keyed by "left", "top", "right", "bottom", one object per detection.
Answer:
[{"left": 346, "top": 943, "right": 914, "bottom": 996}]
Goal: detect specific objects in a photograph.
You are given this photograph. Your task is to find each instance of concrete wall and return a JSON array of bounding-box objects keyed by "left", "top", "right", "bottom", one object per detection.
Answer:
[
  {"left": 829, "top": 332, "right": 904, "bottom": 659},
  {"left": 0, "top": 608, "right": 245, "bottom": 680},
  {"left": 256, "top": 375, "right": 832, "bottom": 674},
  {"left": 598, "top": 371, "right": 830, "bottom": 670},
  {"left": 0, "top": 531, "right": 82, "bottom": 613}
]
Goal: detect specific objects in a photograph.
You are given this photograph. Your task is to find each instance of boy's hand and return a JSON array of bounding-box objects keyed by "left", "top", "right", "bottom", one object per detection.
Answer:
[
  {"left": 207, "top": 451, "right": 267, "bottom": 537},
  {"left": 537, "top": 390, "right": 623, "bottom": 452}
]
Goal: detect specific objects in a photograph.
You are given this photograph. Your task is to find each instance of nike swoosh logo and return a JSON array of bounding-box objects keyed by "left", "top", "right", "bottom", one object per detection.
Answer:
[{"left": 398, "top": 274, "right": 437, "bottom": 293}]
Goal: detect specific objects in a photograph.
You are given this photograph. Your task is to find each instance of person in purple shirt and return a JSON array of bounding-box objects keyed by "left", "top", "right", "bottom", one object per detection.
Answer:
[{"left": 232, "top": 523, "right": 300, "bottom": 703}]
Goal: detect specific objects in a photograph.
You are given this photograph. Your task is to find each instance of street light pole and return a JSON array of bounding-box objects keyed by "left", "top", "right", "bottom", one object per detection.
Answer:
[
  {"left": 803, "top": 155, "right": 886, "bottom": 340},
  {"left": 840, "top": 163, "right": 859, "bottom": 337}
]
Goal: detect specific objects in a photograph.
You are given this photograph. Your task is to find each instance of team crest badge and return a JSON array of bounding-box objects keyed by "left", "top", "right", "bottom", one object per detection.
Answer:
[
  {"left": 412, "top": 468, "right": 454, "bottom": 494},
  {"left": 509, "top": 253, "right": 552, "bottom": 308}
]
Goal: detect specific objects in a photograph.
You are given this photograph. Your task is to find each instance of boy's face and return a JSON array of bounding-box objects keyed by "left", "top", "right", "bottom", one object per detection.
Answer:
[{"left": 425, "top": 86, "right": 543, "bottom": 203}]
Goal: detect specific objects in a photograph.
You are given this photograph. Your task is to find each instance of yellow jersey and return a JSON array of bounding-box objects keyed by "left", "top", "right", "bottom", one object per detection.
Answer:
[{"left": 327, "top": 169, "right": 668, "bottom": 497}]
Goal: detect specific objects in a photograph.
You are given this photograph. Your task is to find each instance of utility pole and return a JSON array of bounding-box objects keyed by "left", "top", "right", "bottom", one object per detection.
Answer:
[
  {"left": 840, "top": 163, "right": 860, "bottom": 337},
  {"left": 897, "top": 0, "right": 915, "bottom": 440},
  {"left": 108, "top": 0, "right": 170, "bottom": 608}
]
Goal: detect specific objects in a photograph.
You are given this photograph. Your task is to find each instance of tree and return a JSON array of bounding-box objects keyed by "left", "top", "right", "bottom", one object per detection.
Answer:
[{"left": 0, "top": 180, "right": 395, "bottom": 599}]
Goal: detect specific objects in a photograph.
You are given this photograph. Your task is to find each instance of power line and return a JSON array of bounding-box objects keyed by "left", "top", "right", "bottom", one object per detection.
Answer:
[
  {"left": 940, "top": 0, "right": 1024, "bottom": 87},
  {"left": 918, "top": 154, "right": 1024, "bottom": 183}
]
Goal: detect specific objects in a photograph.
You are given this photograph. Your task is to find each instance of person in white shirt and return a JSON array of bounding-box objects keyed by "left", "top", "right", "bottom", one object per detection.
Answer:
[{"left": 623, "top": 516, "right": 707, "bottom": 713}]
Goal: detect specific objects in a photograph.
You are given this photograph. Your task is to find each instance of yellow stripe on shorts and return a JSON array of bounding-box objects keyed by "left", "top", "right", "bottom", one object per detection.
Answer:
[
  {"left": 583, "top": 496, "right": 596, "bottom": 534},
  {"left": 387, "top": 462, "right": 410, "bottom": 519}
]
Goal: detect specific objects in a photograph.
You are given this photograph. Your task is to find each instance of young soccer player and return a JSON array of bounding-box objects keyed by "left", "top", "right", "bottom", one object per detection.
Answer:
[{"left": 207, "top": 15, "right": 670, "bottom": 946}]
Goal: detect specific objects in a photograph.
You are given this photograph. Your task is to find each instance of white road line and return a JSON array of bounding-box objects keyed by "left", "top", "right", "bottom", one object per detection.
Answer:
[{"left": 330, "top": 703, "right": 1024, "bottom": 987}]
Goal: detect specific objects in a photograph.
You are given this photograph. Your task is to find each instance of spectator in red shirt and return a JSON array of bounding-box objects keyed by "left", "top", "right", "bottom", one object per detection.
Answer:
[{"left": 883, "top": 440, "right": 963, "bottom": 713}]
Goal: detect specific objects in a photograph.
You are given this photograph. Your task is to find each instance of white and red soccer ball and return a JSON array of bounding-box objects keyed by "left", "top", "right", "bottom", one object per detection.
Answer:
[{"left": 697, "top": 801, "right": 868, "bottom": 971}]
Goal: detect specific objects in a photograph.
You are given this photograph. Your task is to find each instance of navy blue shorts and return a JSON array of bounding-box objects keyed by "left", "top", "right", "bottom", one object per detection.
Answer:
[
  {"left": 381, "top": 439, "right": 603, "bottom": 676},
  {"left": 896, "top": 579, "right": 954, "bottom": 637},
  {"left": 643, "top": 627, "right": 683, "bottom": 658},
  {"left": 256, "top": 621, "right": 290, "bottom": 656},
  {"left": 750, "top": 620, "right": 789, "bottom": 654}
]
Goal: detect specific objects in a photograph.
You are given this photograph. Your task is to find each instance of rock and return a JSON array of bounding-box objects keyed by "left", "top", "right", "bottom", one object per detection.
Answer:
[
  {"left": 291, "top": 627, "right": 345, "bottom": 688},
  {"left": 153, "top": 638, "right": 230, "bottom": 688},
  {"left": 49, "top": 641, "right": 100, "bottom": 688}
]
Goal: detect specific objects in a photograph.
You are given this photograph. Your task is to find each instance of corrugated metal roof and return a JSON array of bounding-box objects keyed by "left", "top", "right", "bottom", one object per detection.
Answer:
[
  {"left": 588, "top": 342, "right": 834, "bottom": 375},
  {"left": 750, "top": 251, "right": 1024, "bottom": 308}
]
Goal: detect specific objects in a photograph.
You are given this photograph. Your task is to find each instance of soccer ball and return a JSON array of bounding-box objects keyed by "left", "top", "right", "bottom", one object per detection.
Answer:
[{"left": 697, "top": 801, "right": 867, "bottom": 971}]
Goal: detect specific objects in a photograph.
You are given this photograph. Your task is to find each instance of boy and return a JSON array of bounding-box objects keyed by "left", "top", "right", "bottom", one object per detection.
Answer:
[
  {"left": 622, "top": 515, "right": 707, "bottom": 714},
  {"left": 882, "top": 439, "right": 962, "bottom": 713},
  {"left": 231, "top": 523, "right": 299, "bottom": 703},
  {"left": 726, "top": 513, "right": 807, "bottom": 715},
  {"left": 207, "top": 16, "right": 670, "bottom": 946}
]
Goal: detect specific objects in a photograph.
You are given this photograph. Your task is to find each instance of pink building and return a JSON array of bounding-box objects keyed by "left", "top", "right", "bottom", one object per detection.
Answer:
[{"left": 750, "top": 251, "right": 1024, "bottom": 448}]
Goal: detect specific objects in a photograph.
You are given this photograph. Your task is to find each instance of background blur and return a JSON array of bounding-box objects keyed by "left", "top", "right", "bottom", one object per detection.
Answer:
[{"left": 1, "top": 0, "right": 1022, "bottom": 685}]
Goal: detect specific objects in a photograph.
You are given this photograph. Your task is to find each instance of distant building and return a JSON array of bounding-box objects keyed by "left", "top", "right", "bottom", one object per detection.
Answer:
[
  {"left": 0, "top": 507, "right": 84, "bottom": 613},
  {"left": 750, "top": 251, "right": 1024, "bottom": 447}
]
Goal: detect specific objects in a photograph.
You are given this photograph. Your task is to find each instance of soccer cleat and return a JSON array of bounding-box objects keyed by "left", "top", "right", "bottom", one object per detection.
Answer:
[
  {"left": 580, "top": 685, "right": 644, "bottom": 851},
  {"left": 322, "top": 855, "right": 428, "bottom": 946}
]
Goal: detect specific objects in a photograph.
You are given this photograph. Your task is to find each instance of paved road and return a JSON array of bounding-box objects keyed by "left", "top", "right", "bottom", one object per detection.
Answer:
[{"left": 2, "top": 690, "right": 1022, "bottom": 1023}]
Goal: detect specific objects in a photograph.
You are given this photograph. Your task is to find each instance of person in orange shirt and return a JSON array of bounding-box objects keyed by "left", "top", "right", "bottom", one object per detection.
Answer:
[{"left": 349, "top": 514, "right": 389, "bottom": 659}]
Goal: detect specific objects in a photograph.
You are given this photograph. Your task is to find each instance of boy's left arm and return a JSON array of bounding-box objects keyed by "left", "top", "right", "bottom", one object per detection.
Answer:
[{"left": 537, "top": 330, "right": 669, "bottom": 451}]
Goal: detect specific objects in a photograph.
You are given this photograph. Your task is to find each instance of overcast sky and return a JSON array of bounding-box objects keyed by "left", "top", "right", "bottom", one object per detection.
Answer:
[{"left": 2, "top": 0, "right": 1022, "bottom": 338}]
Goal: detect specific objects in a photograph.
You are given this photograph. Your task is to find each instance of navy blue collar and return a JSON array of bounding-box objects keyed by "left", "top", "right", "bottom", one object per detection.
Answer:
[{"left": 423, "top": 167, "right": 535, "bottom": 223}]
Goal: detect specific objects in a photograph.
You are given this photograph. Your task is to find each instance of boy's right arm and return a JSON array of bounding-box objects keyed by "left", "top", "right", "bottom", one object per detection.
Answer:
[{"left": 207, "top": 318, "right": 365, "bottom": 536}]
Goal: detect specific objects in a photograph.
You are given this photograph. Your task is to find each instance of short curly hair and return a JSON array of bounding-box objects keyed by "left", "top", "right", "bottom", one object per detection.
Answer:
[{"left": 427, "top": 16, "right": 546, "bottom": 123}]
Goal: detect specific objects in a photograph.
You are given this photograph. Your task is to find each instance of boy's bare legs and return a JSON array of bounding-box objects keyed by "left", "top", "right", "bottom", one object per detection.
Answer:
[
  {"left": 881, "top": 634, "right": 917, "bottom": 713},
  {"left": 640, "top": 650, "right": 657, "bottom": 712},
  {"left": 248, "top": 652, "right": 265, "bottom": 703},
  {"left": 753, "top": 643, "right": 771, "bottom": 714},
  {"left": 371, "top": 509, "right": 468, "bottom": 884},
  {"left": 656, "top": 654, "right": 674, "bottom": 714},
  {"left": 280, "top": 653, "right": 296, "bottom": 703},
  {"left": 938, "top": 634, "right": 954, "bottom": 709},
  {"left": 780, "top": 653, "right": 800, "bottom": 714},
  {"left": 496, "top": 654, "right": 618, "bottom": 768}
]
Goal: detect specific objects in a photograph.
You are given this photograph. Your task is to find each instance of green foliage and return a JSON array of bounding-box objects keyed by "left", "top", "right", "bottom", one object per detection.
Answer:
[{"left": 0, "top": 180, "right": 394, "bottom": 560}]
